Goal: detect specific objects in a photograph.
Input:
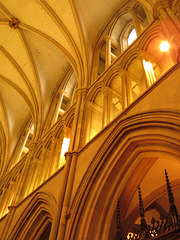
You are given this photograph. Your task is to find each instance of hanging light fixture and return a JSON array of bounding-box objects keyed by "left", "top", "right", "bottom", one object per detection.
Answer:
[{"left": 160, "top": 41, "right": 170, "bottom": 52}]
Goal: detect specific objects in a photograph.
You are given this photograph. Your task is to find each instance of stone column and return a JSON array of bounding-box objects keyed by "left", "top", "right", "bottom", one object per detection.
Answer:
[
  {"left": 49, "top": 137, "right": 63, "bottom": 175},
  {"left": 1, "top": 206, "right": 16, "bottom": 239},
  {"left": 171, "top": 0, "right": 180, "bottom": 22},
  {"left": 120, "top": 70, "right": 133, "bottom": 105},
  {"left": 129, "top": 7, "right": 141, "bottom": 36},
  {"left": 102, "top": 87, "right": 109, "bottom": 127},
  {"left": 119, "top": 70, "right": 128, "bottom": 110},
  {"left": 72, "top": 88, "right": 87, "bottom": 150},
  {"left": 0, "top": 187, "right": 7, "bottom": 218},
  {"left": 166, "top": 5, "right": 180, "bottom": 30},
  {"left": 15, "top": 127, "right": 30, "bottom": 164},
  {"left": 50, "top": 88, "right": 87, "bottom": 240},
  {"left": 143, "top": 6, "right": 154, "bottom": 23},
  {"left": 57, "top": 139, "right": 64, "bottom": 169},
  {"left": 51, "top": 92, "right": 63, "bottom": 124},
  {"left": 57, "top": 152, "right": 78, "bottom": 240},
  {"left": 37, "top": 147, "right": 50, "bottom": 185},
  {"left": 102, "top": 87, "right": 112, "bottom": 127},
  {"left": 49, "top": 152, "right": 72, "bottom": 240},
  {"left": 92, "top": 47, "right": 101, "bottom": 82},
  {"left": 1, "top": 181, "right": 15, "bottom": 217},
  {"left": 11, "top": 142, "right": 37, "bottom": 205},
  {"left": 109, "top": 89, "right": 113, "bottom": 122},
  {"left": 26, "top": 157, "right": 41, "bottom": 194},
  {"left": 105, "top": 36, "right": 111, "bottom": 69},
  {"left": 84, "top": 103, "right": 92, "bottom": 144}
]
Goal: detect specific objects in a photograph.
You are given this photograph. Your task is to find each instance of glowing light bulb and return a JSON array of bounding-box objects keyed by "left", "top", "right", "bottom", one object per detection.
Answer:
[{"left": 160, "top": 41, "right": 170, "bottom": 52}]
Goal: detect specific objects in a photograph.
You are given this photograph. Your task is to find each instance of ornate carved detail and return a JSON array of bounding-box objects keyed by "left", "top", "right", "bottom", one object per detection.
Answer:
[
  {"left": 117, "top": 170, "right": 180, "bottom": 240},
  {"left": 116, "top": 199, "right": 124, "bottom": 240},
  {"left": 165, "top": 169, "right": 180, "bottom": 229},
  {"left": 138, "top": 185, "right": 147, "bottom": 231},
  {"left": 138, "top": 185, "right": 151, "bottom": 239},
  {"left": 153, "top": 0, "right": 171, "bottom": 19},
  {"left": 128, "top": 214, "right": 174, "bottom": 239},
  {"left": 9, "top": 18, "right": 20, "bottom": 29},
  {"left": 172, "top": 0, "right": 180, "bottom": 14}
]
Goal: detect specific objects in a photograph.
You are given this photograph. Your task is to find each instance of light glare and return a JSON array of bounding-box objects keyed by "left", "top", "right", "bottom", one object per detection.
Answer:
[
  {"left": 128, "top": 29, "right": 137, "bottom": 46},
  {"left": 160, "top": 41, "right": 170, "bottom": 52},
  {"left": 61, "top": 137, "right": 70, "bottom": 159}
]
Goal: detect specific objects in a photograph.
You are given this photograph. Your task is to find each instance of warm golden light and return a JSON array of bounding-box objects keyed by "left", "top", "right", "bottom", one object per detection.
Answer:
[
  {"left": 22, "top": 146, "right": 29, "bottom": 153},
  {"left": 160, "top": 41, "right": 170, "bottom": 52},
  {"left": 143, "top": 60, "right": 156, "bottom": 86},
  {"left": 60, "top": 137, "right": 70, "bottom": 166}
]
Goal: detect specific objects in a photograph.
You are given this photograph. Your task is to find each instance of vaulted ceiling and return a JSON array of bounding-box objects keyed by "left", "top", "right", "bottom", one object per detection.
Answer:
[{"left": 0, "top": 0, "right": 153, "bottom": 174}]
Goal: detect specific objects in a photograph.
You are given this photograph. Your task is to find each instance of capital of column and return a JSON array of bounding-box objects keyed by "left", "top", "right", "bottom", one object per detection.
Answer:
[
  {"left": 64, "top": 126, "right": 71, "bottom": 138},
  {"left": 137, "top": 51, "right": 147, "bottom": 61},
  {"left": 64, "top": 151, "right": 73, "bottom": 159},
  {"left": 171, "top": 0, "right": 180, "bottom": 13},
  {"left": 101, "top": 86, "right": 111, "bottom": 95},
  {"left": 42, "top": 147, "right": 50, "bottom": 154},
  {"left": 119, "top": 69, "right": 128, "bottom": 78},
  {"left": 27, "top": 142, "right": 37, "bottom": 150},
  {"left": 58, "top": 120, "right": 66, "bottom": 128},
  {"left": 52, "top": 137, "right": 62, "bottom": 144},
  {"left": 71, "top": 151, "right": 78, "bottom": 157},
  {"left": 64, "top": 151, "right": 78, "bottom": 158},
  {"left": 153, "top": 0, "right": 171, "bottom": 19},
  {"left": 75, "top": 87, "right": 88, "bottom": 99},
  {"left": 8, "top": 206, "right": 16, "bottom": 210}
]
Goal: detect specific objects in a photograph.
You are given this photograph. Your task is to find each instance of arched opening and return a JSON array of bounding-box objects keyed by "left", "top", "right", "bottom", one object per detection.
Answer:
[
  {"left": 66, "top": 112, "right": 180, "bottom": 240},
  {"left": 127, "top": 58, "right": 146, "bottom": 102},
  {"left": 38, "top": 222, "right": 52, "bottom": 240},
  {"left": 87, "top": 91, "right": 103, "bottom": 141},
  {"left": 128, "top": 28, "right": 137, "bottom": 46},
  {"left": 8, "top": 192, "right": 55, "bottom": 240},
  {"left": 109, "top": 75, "right": 123, "bottom": 118}
]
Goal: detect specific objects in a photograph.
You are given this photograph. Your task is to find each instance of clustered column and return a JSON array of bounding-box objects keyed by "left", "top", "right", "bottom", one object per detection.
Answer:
[
  {"left": 153, "top": 0, "right": 180, "bottom": 62},
  {"left": 102, "top": 87, "right": 112, "bottom": 127},
  {"left": 48, "top": 136, "right": 63, "bottom": 176}
]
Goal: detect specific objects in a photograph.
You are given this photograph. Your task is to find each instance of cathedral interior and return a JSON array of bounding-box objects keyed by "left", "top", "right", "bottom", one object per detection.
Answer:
[{"left": 0, "top": 0, "right": 180, "bottom": 239}]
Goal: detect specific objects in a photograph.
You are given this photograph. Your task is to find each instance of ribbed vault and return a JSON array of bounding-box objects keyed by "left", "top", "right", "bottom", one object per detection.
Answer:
[{"left": 0, "top": 0, "right": 145, "bottom": 175}]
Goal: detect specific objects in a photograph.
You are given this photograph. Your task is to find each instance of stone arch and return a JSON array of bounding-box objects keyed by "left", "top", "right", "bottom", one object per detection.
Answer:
[
  {"left": 65, "top": 110, "right": 180, "bottom": 240},
  {"left": 8, "top": 191, "right": 56, "bottom": 240},
  {"left": 86, "top": 82, "right": 104, "bottom": 103},
  {"left": 44, "top": 131, "right": 55, "bottom": 150},
  {"left": 64, "top": 107, "right": 75, "bottom": 130}
]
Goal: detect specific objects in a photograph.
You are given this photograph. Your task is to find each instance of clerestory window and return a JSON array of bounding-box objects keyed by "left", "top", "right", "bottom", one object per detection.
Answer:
[{"left": 127, "top": 28, "right": 137, "bottom": 46}]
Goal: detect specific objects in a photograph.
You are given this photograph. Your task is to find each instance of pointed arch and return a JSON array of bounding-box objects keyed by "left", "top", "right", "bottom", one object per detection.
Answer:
[
  {"left": 7, "top": 191, "right": 56, "bottom": 240},
  {"left": 65, "top": 111, "right": 180, "bottom": 239}
]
